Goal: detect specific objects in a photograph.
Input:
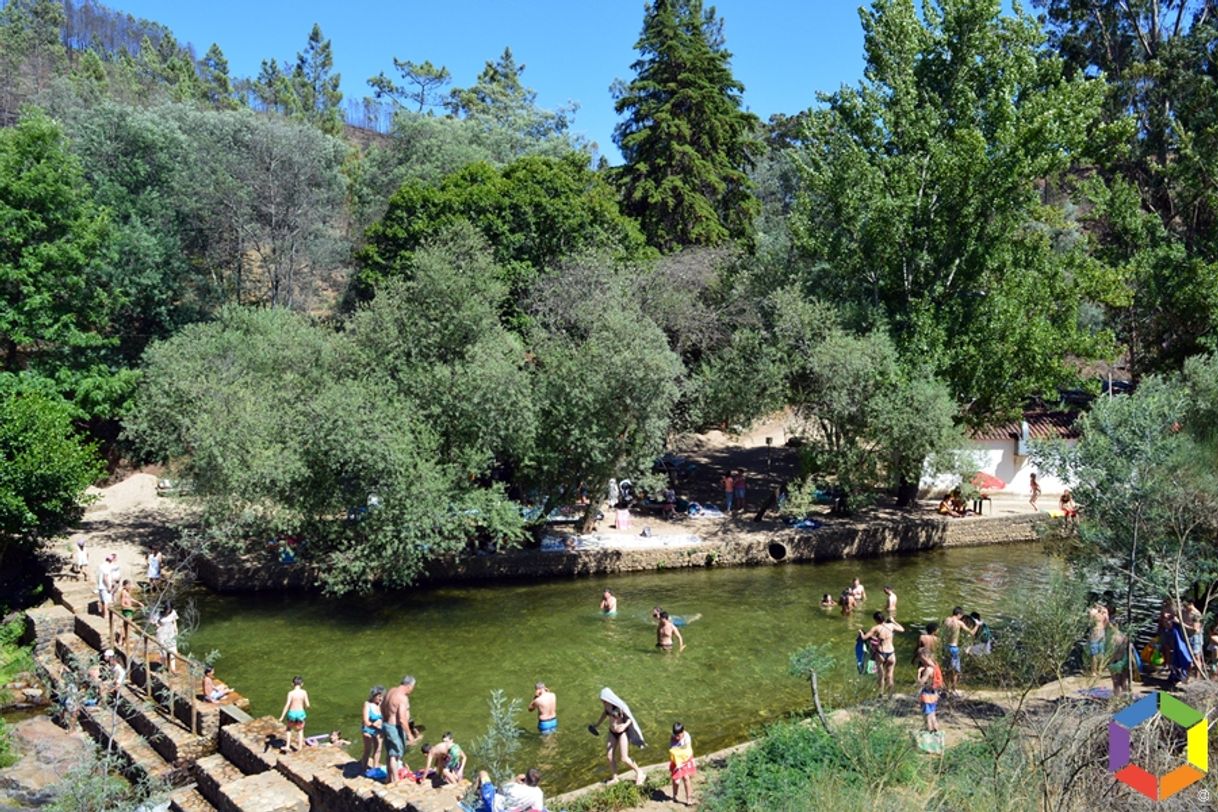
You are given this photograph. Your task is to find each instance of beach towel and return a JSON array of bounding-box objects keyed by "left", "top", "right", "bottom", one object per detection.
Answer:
[
  {"left": 599, "top": 687, "right": 645, "bottom": 748},
  {"left": 855, "top": 638, "right": 866, "bottom": 674}
]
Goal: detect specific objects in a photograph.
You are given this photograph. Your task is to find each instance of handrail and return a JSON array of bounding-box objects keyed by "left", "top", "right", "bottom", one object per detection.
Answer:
[{"left": 108, "top": 609, "right": 201, "bottom": 735}]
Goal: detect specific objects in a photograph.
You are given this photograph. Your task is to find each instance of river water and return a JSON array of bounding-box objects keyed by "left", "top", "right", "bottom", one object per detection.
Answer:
[{"left": 190, "top": 543, "right": 1061, "bottom": 791}]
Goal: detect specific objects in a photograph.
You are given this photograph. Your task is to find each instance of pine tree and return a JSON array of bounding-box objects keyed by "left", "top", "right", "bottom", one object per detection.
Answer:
[
  {"left": 292, "top": 23, "right": 343, "bottom": 135},
  {"left": 200, "top": 43, "right": 237, "bottom": 109},
  {"left": 613, "top": 0, "right": 761, "bottom": 251}
]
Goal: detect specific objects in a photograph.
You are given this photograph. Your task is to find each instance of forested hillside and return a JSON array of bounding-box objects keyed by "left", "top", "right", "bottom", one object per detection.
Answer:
[{"left": 3, "top": 0, "right": 1217, "bottom": 593}]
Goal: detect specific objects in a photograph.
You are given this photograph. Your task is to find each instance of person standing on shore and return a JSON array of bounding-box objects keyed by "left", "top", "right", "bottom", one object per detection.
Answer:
[
  {"left": 733, "top": 470, "right": 747, "bottom": 512},
  {"left": 722, "top": 471, "right": 734, "bottom": 513},
  {"left": 529, "top": 682, "right": 557, "bottom": 734},
  {"left": 361, "top": 686, "right": 384, "bottom": 771},
  {"left": 154, "top": 599, "right": 178, "bottom": 674},
  {"left": 591, "top": 688, "right": 646, "bottom": 786},
  {"left": 668, "top": 722, "right": 696, "bottom": 806},
  {"left": 146, "top": 547, "right": 163, "bottom": 585},
  {"left": 1029, "top": 473, "right": 1041, "bottom": 511},
  {"left": 278, "top": 676, "right": 310, "bottom": 752},
  {"left": 381, "top": 676, "right": 418, "bottom": 784}
]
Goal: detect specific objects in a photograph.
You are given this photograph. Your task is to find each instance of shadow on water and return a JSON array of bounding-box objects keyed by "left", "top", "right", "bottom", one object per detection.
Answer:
[{"left": 190, "top": 544, "right": 1073, "bottom": 792}]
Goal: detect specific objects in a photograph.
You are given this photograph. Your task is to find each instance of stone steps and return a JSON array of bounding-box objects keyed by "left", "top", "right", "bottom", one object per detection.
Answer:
[
  {"left": 219, "top": 716, "right": 285, "bottom": 776},
  {"left": 195, "top": 753, "right": 246, "bottom": 808},
  {"left": 170, "top": 785, "right": 220, "bottom": 812},
  {"left": 214, "top": 770, "right": 309, "bottom": 812},
  {"left": 116, "top": 683, "right": 211, "bottom": 764},
  {"left": 79, "top": 702, "right": 181, "bottom": 785}
]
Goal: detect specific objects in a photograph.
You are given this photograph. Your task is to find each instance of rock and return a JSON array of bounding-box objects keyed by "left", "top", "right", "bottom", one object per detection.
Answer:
[
  {"left": 19, "top": 690, "right": 41, "bottom": 701},
  {"left": 5, "top": 682, "right": 28, "bottom": 691},
  {"left": 0, "top": 715, "right": 89, "bottom": 806}
]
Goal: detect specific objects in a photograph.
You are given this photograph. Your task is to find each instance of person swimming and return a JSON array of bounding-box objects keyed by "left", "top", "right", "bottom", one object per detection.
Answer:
[
  {"left": 600, "top": 590, "right": 618, "bottom": 617},
  {"left": 651, "top": 606, "right": 701, "bottom": 627},
  {"left": 819, "top": 593, "right": 836, "bottom": 609}
]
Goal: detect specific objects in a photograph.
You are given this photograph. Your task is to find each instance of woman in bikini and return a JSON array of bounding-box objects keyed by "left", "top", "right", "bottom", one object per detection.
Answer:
[
  {"left": 592, "top": 699, "right": 645, "bottom": 786},
  {"left": 859, "top": 611, "right": 905, "bottom": 697},
  {"left": 361, "top": 686, "right": 385, "bottom": 771}
]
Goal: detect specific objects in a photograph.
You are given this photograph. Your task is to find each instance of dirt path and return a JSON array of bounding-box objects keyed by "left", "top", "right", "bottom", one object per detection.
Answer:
[{"left": 65, "top": 472, "right": 193, "bottom": 590}]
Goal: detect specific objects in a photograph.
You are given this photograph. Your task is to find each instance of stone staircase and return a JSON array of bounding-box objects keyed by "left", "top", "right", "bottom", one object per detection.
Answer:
[{"left": 28, "top": 575, "right": 475, "bottom": 812}]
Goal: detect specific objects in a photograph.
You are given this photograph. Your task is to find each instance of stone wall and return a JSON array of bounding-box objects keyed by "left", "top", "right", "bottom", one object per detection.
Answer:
[{"left": 197, "top": 513, "right": 1042, "bottom": 592}]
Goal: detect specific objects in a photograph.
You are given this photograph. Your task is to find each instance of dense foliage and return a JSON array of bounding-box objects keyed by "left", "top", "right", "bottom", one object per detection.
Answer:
[{"left": 3, "top": 0, "right": 1218, "bottom": 594}]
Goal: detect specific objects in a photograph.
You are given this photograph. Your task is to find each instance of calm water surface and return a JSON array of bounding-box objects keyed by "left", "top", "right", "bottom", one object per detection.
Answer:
[{"left": 190, "top": 544, "right": 1060, "bottom": 791}]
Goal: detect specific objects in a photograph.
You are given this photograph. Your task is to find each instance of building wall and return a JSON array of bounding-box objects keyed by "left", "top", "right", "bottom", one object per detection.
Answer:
[{"left": 922, "top": 438, "right": 1074, "bottom": 495}]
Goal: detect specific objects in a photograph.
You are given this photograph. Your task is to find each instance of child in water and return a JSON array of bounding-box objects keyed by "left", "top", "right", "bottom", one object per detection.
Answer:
[{"left": 819, "top": 593, "right": 836, "bottom": 609}]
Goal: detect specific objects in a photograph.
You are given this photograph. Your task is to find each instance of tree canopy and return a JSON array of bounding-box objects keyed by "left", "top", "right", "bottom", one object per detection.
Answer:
[{"left": 613, "top": 0, "right": 761, "bottom": 250}]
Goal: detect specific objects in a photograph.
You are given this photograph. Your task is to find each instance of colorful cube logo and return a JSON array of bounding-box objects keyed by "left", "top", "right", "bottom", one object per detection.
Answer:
[{"left": 1109, "top": 691, "right": 1207, "bottom": 800}]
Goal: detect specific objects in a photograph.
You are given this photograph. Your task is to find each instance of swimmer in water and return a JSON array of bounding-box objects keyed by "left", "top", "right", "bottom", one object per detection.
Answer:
[
  {"left": 651, "top": 606, "right": 701, "bottom": 627},
  {"left": 819, "top": 593, "right": 836, "bottom": 609},
  {"left": 657, "top": 612, "right": 685, "bottom": 652},
  {"left": 601, "top": 590, "right": 617, "bottom": 616}
]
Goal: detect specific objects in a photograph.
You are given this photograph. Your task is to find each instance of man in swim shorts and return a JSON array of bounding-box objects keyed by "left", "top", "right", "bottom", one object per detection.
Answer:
[
  {"left": 529, "top": 682, "right": 557, "bottom": 734},
  {"left": 600, "top": 590, "right": 617, "bottom": 616},
  {"left": 657, "top": 612, "right": 685, "bottom": 651},
  {"left": 1087, "top": 600, "right": 1109, "bottom": 675},
  {"left": 381, "top": 676, "right": 418, "bottom": 784},
  {"left": 859, "top": 611, "right": 905, "bottom": 696},
  {"left": 943, "top": 607, "right": 975, "bottom": 694},
  {"left": 278, "top": 676, "right": 310, "bottom": 752}
]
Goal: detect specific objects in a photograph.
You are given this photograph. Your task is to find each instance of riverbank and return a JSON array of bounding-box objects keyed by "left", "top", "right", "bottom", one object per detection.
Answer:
[
  {"left": 551, "top": 673, "right": 1186, "bottom": 812},
  {"left": 196, "top": 509, "right": 1042, "bottom": 592}
]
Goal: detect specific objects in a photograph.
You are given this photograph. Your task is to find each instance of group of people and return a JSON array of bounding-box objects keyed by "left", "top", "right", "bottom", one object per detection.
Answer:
[
  {"left": 721, "top": 470, "right": 747, "bottom": 513},
  {"left": 82, "top": 540, "right": 179, "bottom": 674},
  {"left": 1089, "top": 595, "right": 1218, "bottom": 696},
  {"left": 275, "top": 669, "right": 696, "bottom": 810},
  {"left": 834, "top": 576, "right": 993, "bottom": 735}
]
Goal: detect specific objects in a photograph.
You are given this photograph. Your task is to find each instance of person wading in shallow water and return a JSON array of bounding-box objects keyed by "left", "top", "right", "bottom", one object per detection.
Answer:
[
  {"left": 529, "top": 682, "right": 557, "bottom": 734},
  {"left": 859, "top": 611, "right": 905, "bottom": 697}
]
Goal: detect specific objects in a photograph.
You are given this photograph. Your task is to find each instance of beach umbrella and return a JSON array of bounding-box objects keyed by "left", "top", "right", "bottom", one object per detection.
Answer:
[{"left": 970, "top": 472, "right": 1005, "bottom": 491}]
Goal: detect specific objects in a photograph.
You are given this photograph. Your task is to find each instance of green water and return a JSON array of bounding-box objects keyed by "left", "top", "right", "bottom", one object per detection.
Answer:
[{"left": 190, "top": 544, "right": 1060, "bottom": 792}]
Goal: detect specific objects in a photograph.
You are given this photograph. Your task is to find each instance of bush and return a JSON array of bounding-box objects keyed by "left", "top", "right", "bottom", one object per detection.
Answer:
[
  {"left": 554, "top": 773, "right": 668, "bottom": 812},
  {"left": 0, "top": 616, "right": 33, "bottom": 686},
  {"left": 702, "top": 714, "right": 926, "bottom": 812},
  {"left": 0, "top": 717, "right": 17, "bottom": 769}
]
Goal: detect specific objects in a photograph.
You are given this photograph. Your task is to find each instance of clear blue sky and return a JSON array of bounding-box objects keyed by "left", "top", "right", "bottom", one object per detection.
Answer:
[{"left": 113, "top": 1, "right": 867, "bottom": 164}]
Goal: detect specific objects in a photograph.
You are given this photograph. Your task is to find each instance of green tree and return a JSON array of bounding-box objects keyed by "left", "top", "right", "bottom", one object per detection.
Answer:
[
  {"left": 0, "top": 377, "right": 103, "bottom": 572},
  {"left": 1034, "top": 0, "right": 1218, "bottom": 377},
  {"left": 525, "top": 304, "right": 682, "bottom": 530},
  {"left": 357, "top": 154, "right": 646, "bottom": 308},
  {"left": 769, "top": 292, "right": 963, "bottom": 511},
  {"left": 791, "top": 0, "right": 1111, "bottom": 422},
  {"left": 199, "top": 42, "right": 237, "bottom": 109},
  {"left": 612, "top": 0, "right": 761, "bottom": 250},
  {"left": 1035, "top": 355, "right": 1218, "bottom": 627},
  {"left": 125, "top": 306, "right": 526, "bottom": 595},
  {"left": 368, "top": 58, "right": 451, "bottom": 113},
  {"left": 291, "top": 23, "right": 343, "bottom": 135},
  {"left": 0, "top": 109, "right": 131, "bottom": 418}
]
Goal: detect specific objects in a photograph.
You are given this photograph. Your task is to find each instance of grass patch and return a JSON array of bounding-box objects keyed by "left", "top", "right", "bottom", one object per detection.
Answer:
[
  {"left": 0, "top": 616, "right": 34, "bottom": 686},
  {"left": 553, "top": 773, "right": 669, "bottom": 812}
]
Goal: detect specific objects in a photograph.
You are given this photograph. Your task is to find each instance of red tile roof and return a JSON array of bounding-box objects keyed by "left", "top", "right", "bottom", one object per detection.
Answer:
[{"left": 970, "top": 410, "right": 1079, "bottom": 442}]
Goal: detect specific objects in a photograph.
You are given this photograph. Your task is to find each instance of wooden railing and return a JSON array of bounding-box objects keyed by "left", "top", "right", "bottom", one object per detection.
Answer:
[{"left": 107, "top": 610, "right": 202, "bottom": 736}]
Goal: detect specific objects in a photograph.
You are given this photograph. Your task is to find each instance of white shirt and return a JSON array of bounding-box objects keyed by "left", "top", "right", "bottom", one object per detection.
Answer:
[
  {"left": 498, "top": 782, "right": 544, "bottom": 812},
  {"left": 147, "top": 552, "right": 161, "bottom": 579}
]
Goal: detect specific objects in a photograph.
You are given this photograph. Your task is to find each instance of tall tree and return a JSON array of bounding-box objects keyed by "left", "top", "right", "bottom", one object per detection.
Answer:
[
  {"left": 199, "top": 42, "right": 237, "bottom": 109},
  {"left": 612, "top": 0, "right": 761, "bottom": 251},
  {"left": 368, "top": 57, "right": 451, "bottom": 113},
  {"left": 791, "top": 0, "right": 1110, "bottom": 421},
  {"left": 445, "top": 47, "right": 578, "bottom": 156},
  {"left": 0, "top": 109, "right": 120, "bottom": 414},
  {"left": 1034, "top": 0, "right": 1218, "bottom": 376},
  {"left": 291, "top": 23, "right": 343, "bottom": 135}
]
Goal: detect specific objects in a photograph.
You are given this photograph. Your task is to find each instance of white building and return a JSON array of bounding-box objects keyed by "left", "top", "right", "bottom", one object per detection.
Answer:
[{"left": 964, "top": 409, "right": 1078, "bottom": 496}]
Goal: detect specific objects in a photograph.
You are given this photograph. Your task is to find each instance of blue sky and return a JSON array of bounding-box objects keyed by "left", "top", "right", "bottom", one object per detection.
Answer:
[{"left": 114, "top": 1, "right": 867, "bottom": 163}]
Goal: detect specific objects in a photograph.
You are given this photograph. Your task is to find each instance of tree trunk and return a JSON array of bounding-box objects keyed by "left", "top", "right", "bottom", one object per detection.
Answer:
[
  {"left": 810, "top": 671, "right": 833, "bottom": 736},
  {"left": 578, "top": 500, "right": 599, "bottom": 534}
]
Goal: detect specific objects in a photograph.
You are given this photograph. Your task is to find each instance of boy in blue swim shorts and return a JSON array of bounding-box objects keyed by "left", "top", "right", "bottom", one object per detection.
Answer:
[{"left": 529, "top": 683, "right": 557, "bottom": 734}]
